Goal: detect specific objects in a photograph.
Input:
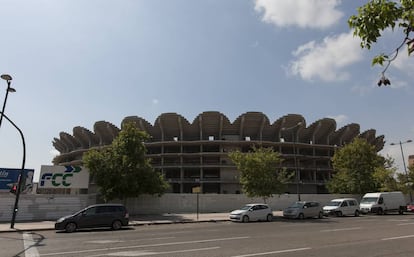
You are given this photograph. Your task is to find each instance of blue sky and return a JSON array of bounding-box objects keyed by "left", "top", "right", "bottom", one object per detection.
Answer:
[{"left": 0, "top": 0, "right": 413, "bottom": 182}]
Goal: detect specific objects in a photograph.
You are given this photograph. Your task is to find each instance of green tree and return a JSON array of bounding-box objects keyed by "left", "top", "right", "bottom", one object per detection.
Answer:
[
  {"left": 396, "top": 165, "right": 414, "bottom": 197},
  {"left": 83, "top": 122, "right": 169, "bottom": 202},
  {"left": 327, "top": 138, "right": 384, "bottom": 195},
  {"left": 349, "top": 0, "right": 414, "bottom": 85},
  {"left": 372, "top": 157, "right": 399, "bottom": 192},
  {"left": 228, "top": 146, "right": 292, "bottom": 202}
]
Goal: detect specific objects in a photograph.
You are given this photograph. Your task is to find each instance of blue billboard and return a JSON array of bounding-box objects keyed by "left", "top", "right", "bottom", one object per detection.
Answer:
[{"left": 0, "top": 168, "right": 34, "bottom": 193}]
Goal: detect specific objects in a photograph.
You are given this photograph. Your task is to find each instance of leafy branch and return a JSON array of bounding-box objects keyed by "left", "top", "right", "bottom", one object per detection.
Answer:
[{"left": 349, "top": 0, "right": 414, "bottom": 86}]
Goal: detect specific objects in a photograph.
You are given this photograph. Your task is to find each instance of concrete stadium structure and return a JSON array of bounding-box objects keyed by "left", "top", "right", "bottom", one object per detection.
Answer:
[{"left": 52, "top": 112, "right": 385, "bottom": 194}]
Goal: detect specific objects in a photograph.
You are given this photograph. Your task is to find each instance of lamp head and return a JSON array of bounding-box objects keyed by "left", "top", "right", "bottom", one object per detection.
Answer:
[
  {"left": 1, "top": 74, "right": 12, "bottom": 81},
  {"left": 407, "top": 140, "right": 413, "bottom": 143}
]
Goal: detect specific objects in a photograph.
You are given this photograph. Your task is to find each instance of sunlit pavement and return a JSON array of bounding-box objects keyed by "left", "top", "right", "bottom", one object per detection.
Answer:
[{"left": 1, "top": 212, "right": 284, "bottom": 233}]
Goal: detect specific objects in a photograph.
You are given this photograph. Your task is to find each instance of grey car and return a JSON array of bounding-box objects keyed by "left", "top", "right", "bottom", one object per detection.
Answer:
[
  {"left": 55, "top": 204, "right": 129, "bottom": 233},
  {"left": 283, "top": 201, "right": 323, "bottom": 219}
]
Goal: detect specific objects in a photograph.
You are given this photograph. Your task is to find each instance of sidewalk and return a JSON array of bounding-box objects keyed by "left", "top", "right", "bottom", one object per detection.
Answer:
[
  {"left": 0, "top": 212, "right": 231, "bottom": 233},
  {"left": 0, "top": 211, "right": 283, "bottom": 233}
]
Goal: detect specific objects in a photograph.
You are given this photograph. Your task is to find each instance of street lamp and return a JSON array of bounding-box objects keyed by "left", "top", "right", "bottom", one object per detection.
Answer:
[
  {"left": 390, "top": 140, "right": 413, "bottom": 203},
  {"left": 282, "top": 122, "right": 303, "bottom": 201},
  {"left": 0, "top": 74, "right": 16, "bottom": 128},
  {"left": 0, "top": 111, "right": 26, "bottom": 228}
]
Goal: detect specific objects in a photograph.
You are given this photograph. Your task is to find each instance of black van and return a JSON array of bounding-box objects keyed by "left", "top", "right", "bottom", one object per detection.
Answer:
[{"left": 55, "top": 204, "right": 129, "bottom": 233}]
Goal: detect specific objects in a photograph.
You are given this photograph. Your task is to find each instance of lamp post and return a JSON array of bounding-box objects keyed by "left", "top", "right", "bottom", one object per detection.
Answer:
[
  {"left": 390, "top": 140, "right": 413, "bottom": 203},
  {"left": 282, "top": 122, "right": 302, "bottom": 201},
  {"left": 0, "top": 111, "right": 26, "bottom": 228},
  {"left": 0, "top": 74, "right": 16, "bottom": 128}
]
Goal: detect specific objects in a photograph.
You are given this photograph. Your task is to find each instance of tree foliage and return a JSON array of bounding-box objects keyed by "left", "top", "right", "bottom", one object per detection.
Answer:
[
  {"left": 396, "top": 165, "right": 414, "bottom": 196},
  {"left": 327, "top": 138, "right": 385, "bottom": 195},
  {"left": 372, "top": 157, "right": 399, "bottom": 192},
  {"left": 83, "top": 122, "right": 169, "bottom": 202},
  {"left": 349, "top": 0, "right": 414, "bottom": 84},
  {"left": 228, "top": 146, "right": 293, "bottom": 202}
]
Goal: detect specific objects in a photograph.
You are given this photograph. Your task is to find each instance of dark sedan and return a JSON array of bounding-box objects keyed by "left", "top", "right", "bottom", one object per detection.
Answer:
[{"left": 55, "top": 204, "right": 129, "bottom": 233}]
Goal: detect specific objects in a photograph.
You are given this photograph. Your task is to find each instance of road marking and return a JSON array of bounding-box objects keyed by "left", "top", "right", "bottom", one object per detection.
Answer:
[
  {"left": 88, "top": 240, "right": 124, "bottom": 244},
  {"left": 320, "top": 227, "right": 362, "bottom": 232},
  {"left": 103, "top": 246, "right": 220, "bottom": 256},
  {"left": 87, "top": 237, "right": 175, "bottom": 244},
  {"left": 382, "top": 234, "right": 414, "bottom": 241},
  {"left": 22, "top": 232, "right": 40, "bottom": 257},
  {"left": 231, "top": 247, "right": 311, "bottom": 257},
  {"left": 41, "top": 236, "right": 249, "bottom": 256},
  {"left": 398, "top": 222, "right": 414, "bottom": 226}
]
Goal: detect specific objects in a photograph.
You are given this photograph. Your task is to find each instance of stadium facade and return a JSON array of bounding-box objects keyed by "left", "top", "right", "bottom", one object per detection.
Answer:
[{"left": 52, "top": 112, "right": 385, "bottom": 194}]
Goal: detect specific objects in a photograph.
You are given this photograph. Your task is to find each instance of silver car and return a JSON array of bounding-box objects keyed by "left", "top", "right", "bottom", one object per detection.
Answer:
[
  {"left": 283, "top": 201, "right": 323, "bottom": 219},
  {"left": 229, "top": 203, "right": 273, "bottom": 222}
]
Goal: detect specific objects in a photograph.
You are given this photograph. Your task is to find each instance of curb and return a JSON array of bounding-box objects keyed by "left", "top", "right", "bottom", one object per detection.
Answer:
[{"left": 0, "top": 218, "right": 230, "bottom": 233}]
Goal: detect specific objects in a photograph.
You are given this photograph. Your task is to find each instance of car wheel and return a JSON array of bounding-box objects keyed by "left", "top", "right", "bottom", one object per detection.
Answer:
[
  {"left": 112, "top": 220, "right": 122, "bottom": 230},
  {"left": 354, "top": 210, "right": 360, "bottom": 217},
  {"left": 318, "top": 212, "right": 323, "bottom": 219},
  {"left": 242, "top": 215, "right": 249, "bottom": 223},
  {"left": 65, "top": 222, "right": 77, "bottom": 233},
  {"left": 298, "top": 213, "right": 304, "bottom": 220},
  {"left": 266, "top": 214, "right": 273, "bottom": 222},
  {"left": 336, "top": 211, "right": 343, "bottom": 217},
  {"left": 377, "top": 208, "right": 383, "bottom": 215}
]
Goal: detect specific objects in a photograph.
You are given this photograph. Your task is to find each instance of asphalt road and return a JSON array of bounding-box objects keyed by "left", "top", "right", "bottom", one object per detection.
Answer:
[{"left": 3, "top": 214, "right": 414, "bottom": 257}]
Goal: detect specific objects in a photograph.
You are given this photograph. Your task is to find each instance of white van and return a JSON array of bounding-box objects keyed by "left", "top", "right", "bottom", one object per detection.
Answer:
[
  {"left": 323, "top": 198, "right": 360, "bottom": 217},
  {"left": 359, "top": 192, "right": 407, "bottom": 215}
]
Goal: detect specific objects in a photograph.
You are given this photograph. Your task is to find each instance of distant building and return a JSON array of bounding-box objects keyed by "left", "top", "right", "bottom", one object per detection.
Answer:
[
  {"left": 409, "top": 155, "right": 414, "bottom": 168},
  {"left": 51, "top": 112, "right": 384, "bottom": 194}
]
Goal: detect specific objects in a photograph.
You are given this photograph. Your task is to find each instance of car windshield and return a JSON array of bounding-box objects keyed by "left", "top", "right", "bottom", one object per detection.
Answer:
[
  {"left": 360, "top": 197, "right": 378, "bottom": 204},
  {"left": 240, "top": 205, "right": 253, "bottom": 210},
  {"left": 289, "top": 202, "right": 304, "bottom": 208},
  {"left": 326, "top": 201, "right": 341, "bottom": 206}
]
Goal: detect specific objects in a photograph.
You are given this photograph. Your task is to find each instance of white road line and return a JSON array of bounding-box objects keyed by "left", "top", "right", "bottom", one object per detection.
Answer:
[
  {"left": 87, "top": 237, "right": 175, "bottom": 244},
  {"left": 88, "top": 240, "right": 124, "bottom": 244},
  {"left": 41, "top": 236, "right": 249, "bottom": 256},
  {"left": 22, "top": 232, "right": 40, "bottom": 257},
  {"left": 104, "top": 246, "right": 220, "bottom": 256},
  {"left": 382, "top": 235, "right": 414, "bottom": 241},
  {"left": 231, "top": 247, "right": 311, "bottom": 257},
  {"left": 320, "top": 227, "right": 362, "bottom": 232},
  {"left": 398, "top": 222, "right": 414, "bottom": 226}
]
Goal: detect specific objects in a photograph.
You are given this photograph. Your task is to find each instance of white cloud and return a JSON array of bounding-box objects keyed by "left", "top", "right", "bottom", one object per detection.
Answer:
[
  {"left": 386, "top": 77, "right": 408, "bottom": 89},
  {"left": 152, "top": 99, "right": 159, "bottom": 105},
  {"left": 328, "top": 114, "right": 348, "bottom": 125},
  {"left": 392, "top": 45, "right": 414, "bottom": 77},
  {"left": 254, "top": 0, "right": 343, "bottom": 29},
  {"left": 288, "top": 31, "right": 364, "bottom": 82}
]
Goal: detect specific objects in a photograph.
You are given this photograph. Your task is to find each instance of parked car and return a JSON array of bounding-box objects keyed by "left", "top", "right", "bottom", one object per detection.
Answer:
[
  {"left": 360, "top": 191, "right": 406, "bottom": 215},
  {"left": 323, "top": 198, "right": 360, "bottom": 217},
  {"left": 283, "top": 201, "right": 323, "bottom": 219},
  {"left": 55, "top": 204, "right": 129, "bottom": 233},
  {"left": 407, "top": 202, "right": 414, "bottom": 212},
  {"left": 229, "top": 203, "right": 273, "bottom": 222}
]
